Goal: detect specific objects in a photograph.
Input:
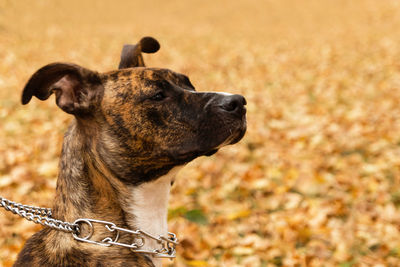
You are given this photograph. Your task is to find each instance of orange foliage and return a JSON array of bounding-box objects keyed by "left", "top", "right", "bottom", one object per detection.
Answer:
[{"left": 1, "top": 0, "right": 400, "bottom": 266}]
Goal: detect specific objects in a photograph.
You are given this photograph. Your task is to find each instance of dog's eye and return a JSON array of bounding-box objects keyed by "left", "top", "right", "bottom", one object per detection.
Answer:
[{"left": 150, "top": 92, "right": 166, "bottom": 101}]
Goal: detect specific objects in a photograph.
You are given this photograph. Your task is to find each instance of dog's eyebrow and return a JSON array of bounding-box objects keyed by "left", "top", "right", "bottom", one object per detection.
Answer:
[
  {"left": 165, "top": 71, "right": 195, "bottom": 91},
  {"left": 173, "top": 74, "right": 195, "bottom": 91}
]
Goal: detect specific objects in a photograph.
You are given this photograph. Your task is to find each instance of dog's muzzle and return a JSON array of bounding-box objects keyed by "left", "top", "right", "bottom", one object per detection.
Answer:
[
  {"left": 168, "top": 91, "right": 247, "bottom": 162},
  {"left": 197, "top": 92, "right": 247, "bottom": 153}
]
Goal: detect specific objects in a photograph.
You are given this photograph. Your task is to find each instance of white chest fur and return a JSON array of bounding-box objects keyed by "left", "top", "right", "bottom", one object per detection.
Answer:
[{"left": 128, "top": 167, "right": 181, "bottom": 266}]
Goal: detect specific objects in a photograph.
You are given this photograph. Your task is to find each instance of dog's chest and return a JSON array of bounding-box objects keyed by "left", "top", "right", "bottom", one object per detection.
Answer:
[{"left": 127, "top": 167, "right": 181, "bottom": 266}]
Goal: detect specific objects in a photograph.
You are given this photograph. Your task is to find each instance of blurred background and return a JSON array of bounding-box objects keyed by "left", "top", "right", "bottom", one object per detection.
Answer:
[{"left": 1, "top": 0, "right": 400, "bottom": 266}]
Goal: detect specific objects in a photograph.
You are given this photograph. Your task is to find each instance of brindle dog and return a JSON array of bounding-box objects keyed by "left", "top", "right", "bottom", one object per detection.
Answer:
[{"left": 14, "top": 37, "right": 247, "bottom": 267}]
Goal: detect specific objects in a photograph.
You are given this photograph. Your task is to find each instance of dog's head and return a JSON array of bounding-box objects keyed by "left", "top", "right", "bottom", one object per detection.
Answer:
[{"left": 21, "top": 37, "right": 246, "bottom": 185}]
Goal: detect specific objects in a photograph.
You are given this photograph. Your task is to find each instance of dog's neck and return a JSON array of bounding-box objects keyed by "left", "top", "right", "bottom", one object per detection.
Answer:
[
  {"left": 128, "top": 167, "right": 180, "bottom": 267},
  {"left": 52, "top": 122, "right": 179, "bottom": 266}
]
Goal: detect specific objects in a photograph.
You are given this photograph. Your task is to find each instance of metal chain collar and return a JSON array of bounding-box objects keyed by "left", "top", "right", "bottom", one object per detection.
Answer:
[{"left": 0, "top": 196, "right": 178, "bottom": 258}]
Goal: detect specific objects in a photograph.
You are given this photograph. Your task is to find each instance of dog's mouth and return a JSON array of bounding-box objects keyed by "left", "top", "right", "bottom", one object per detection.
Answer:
[
  {"left": 172, "top": 115, "right": 247, "bottom": 161},
  {"left": 214, "top": 117, "right": 246, "bottom": 149},
  {"left": 199, "top": 124, "right": 247, "bottom": 158},
  {"left": 204, "top": 149, "right": 219, "bottom": 156}
]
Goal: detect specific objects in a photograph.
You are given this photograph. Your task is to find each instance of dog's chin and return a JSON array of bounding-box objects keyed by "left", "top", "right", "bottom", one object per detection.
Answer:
[
  {"left": 188, "top": 128, "right": 247, "bottom": 159},
  {"left": 170, "top": 119, "right": 247, "bottom": 162},
  {"left": 204, "top": 149, "right": 219, "bottom": 157},
  {"left": 220, "top": 119, "right": 247, "bottom": 147},
  {"left": 170, "top": 148, "right": 217, "bottom": 163},
  {"left": 202, "top": 130, "right": 245, "bottom": 158}
]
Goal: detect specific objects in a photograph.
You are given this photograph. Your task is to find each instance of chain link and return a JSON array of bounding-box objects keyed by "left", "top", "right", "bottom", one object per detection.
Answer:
[
  {"left": 0, "top": 197, "right": 52, "bottom": 217},
  {"left": 72, "top": 218, "right": 178, "bottom": 258},
  {"left": 0, "top": 196, "right": 178, "bottom": 258},
  {"left": 0, "top": 196, "right": 77, "bottom": 232}
]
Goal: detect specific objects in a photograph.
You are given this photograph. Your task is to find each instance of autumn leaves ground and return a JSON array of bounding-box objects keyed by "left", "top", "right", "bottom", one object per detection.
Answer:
[{"left": 1, "top": 0, "right": 400, "bottom": 266}]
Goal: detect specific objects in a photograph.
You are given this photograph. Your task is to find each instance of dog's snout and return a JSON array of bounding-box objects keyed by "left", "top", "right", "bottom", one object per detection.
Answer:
[{"left": 219, "top": 94, "right": 247, "bottom": 115}]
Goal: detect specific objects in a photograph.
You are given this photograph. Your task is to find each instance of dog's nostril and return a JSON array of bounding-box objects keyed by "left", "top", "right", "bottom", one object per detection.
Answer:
[
  {"left": 224, "top": 100, "right": 238, "bottom": 112},
  {"left": 221, "top": 94, "right": 246, "bottom": 112}
]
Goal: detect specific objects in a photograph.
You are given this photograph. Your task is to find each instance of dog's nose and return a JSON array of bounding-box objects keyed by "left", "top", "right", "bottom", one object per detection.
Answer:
[{"left": 219, "top": 94, "right": 247, "bottom": 115}]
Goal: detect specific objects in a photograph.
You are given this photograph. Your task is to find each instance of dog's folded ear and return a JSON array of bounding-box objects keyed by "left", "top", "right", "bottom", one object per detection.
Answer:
[
  {"left": 21, "top": 63, "right": 103, "bottom": 115},
  {"left": 118, "top": 36, "right": 160, "bottom": 69}
]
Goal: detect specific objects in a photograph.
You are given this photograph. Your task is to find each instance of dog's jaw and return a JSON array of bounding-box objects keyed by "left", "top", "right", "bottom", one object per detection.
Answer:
[{"left": 127, "top": 166, "right": 182, "bottom": 266}]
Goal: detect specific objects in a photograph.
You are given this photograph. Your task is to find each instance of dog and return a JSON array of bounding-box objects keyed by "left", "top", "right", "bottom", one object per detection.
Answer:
[{"left": 13, "top": 37, "right": 247, "bottom": 267}]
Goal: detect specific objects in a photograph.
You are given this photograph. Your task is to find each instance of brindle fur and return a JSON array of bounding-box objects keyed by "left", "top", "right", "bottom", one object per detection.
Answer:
[{"left": 14, "top": 37, "right": 246, "bottom": 266}]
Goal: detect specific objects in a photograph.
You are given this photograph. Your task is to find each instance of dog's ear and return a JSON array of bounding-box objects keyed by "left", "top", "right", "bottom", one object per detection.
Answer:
[
  {"left": 21, "top": 63, "right": 103, "bottom": 115},
  {"left": 118, "top": 36, "right": 160, "bottom": 69}
]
